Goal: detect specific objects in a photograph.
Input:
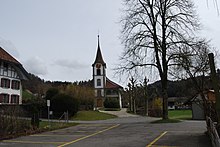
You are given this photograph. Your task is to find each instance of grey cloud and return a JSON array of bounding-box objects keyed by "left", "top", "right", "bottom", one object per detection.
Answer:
[
  {"left": 24, "top": 56, "right": 48, "bottom": 75},
  {"left": 0, "top": 38, "right": 20, "bottom": 58},
  {"left": 54, "top": 59, "right": 88, "bottom": 70}
]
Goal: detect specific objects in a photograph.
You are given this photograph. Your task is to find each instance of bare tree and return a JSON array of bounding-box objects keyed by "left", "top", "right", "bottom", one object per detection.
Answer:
[
  {"left": 171, "top": 40, "right": 212, "bottom": 118},
  {"left": 171, "top": 39, "right": 211, "bottom": 92},
  {"left": 118, "top": 0, "right": 202, "bottom": 119}
]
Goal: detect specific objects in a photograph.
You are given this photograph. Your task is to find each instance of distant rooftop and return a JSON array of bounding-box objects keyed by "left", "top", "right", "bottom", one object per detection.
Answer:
[{"left": 106, "top": 78, "right": 123, "bottom": 89}]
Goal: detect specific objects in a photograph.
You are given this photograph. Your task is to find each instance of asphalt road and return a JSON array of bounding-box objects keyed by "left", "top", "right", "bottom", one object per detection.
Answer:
[{"left": 0, "top": 116, "right": 212, "bottom": 147}]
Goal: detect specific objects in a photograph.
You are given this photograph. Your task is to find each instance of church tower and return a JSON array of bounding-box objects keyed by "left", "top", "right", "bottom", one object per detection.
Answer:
[{"left": 92, "top": 35, "right": 106, "bottom": 108}]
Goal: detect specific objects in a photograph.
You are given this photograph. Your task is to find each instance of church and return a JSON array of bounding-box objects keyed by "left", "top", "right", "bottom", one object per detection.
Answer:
[{"left": 92, "top": 36, "right": 123, "bottom": 109}]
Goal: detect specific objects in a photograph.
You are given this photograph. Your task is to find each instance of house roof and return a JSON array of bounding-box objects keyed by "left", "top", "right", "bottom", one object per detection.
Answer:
[
  {"left": 0, "top": 47, "right": 29, "bottom": 80},
  {"left": 106, "top": 78, "right": 123, "bottom": 89},
  {"left": 0, "top": 47, "right": 20, "bottom": 65},
  {"left": 92, "top": 35, "right": 106, "bottom": 66}
]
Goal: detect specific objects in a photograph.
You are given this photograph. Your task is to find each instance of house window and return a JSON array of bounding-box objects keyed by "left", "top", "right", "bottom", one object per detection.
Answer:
[
  {"left": 3, "top": 62, "right": 8, "bottom": 70},
  {"left": 97, "top": 79, "right": 101, "bottom": 86},
  {"left": 11, "top": 80, "right": 20, "bottom": 90},
  {"left": 0, "top": 94, "right": 9, "bottom": 103},
  {"left": 97, "top": 69, "right": 101, "bottom": 75},
  {"left": 11, "top": 95, "right": 19, "bottom": 104},
  {"left": 1, "top": 78, "right": 10, "bottom": 88}
]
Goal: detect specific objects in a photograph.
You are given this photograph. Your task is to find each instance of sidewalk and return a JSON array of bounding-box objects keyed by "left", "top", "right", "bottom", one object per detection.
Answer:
[{"left": 99, "top": 108, "right": 138, "bottom": 117}]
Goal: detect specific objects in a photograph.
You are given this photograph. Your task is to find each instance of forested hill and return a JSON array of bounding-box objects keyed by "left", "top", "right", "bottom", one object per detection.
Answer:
[
  {"left": 148, "top": 76, "right": 213, "bottom": 98},
  {"left": 22, "top": 73, "right": 93, "bottom": 95},
  {"left": 22, "top": 73, "right": 214, "bottom": 98}
]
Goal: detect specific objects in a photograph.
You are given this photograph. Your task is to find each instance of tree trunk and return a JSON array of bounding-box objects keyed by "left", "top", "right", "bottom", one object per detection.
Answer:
[{"left": 161, "top": 77, "right": 168, "bottom": 120}]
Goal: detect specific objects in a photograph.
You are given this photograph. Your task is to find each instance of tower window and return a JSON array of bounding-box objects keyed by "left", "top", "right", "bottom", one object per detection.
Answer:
[
  {"left": 97, "top": 69, "right": 101, "bottom": 75},
  {"left": 97, "top": 79, "right": 101, "bottom": 86}
]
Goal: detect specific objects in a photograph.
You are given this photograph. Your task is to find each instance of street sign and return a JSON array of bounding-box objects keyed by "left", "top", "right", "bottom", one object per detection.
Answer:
[{"left": 47, "top": 100, "right": 50, "bottom": 107}]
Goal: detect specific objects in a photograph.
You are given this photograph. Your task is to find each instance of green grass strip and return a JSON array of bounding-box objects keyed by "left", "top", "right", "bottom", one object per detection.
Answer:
[{"left": 71, "top": 111, "right": 117, "bottom": 121}]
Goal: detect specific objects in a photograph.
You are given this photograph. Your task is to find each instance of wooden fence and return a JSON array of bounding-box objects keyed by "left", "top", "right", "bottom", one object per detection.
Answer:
[{"left": 206, "top": 116, "right": 220, "bottom": 147}]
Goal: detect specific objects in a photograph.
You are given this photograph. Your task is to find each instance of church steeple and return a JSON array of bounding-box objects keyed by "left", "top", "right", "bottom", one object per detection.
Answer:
[{"left": 92, "top": 35, "right": 106, "bottom": 67}]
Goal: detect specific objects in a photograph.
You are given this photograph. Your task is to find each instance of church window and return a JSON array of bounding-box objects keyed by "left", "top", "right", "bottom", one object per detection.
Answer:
[{"left": 97, "top": 79, "right": 101, "bottom": 86}]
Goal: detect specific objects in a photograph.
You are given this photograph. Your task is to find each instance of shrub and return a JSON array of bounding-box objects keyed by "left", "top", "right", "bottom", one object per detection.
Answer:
[
  {"left": 0, "top": 106, "right": 31, "bottom": 138},
  {"left": 23, "top": 97, "right": 45, "bottom": 128},
  {"left": 45, "top": 88, "right": 59, "bottom": 100},
  {"left": 148, "top": 98, "right": 163, "bottom": 117},
  {"left": 104, "top": 98, "right": 120, "bottom": 108},
  {"left": 51, "top": 93, "right": 79, "bottom": 117}
]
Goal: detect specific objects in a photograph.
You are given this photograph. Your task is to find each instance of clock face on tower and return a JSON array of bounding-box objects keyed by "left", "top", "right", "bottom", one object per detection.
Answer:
[{"left": 96, "top": 64, "right": 101, "bottom": 69}]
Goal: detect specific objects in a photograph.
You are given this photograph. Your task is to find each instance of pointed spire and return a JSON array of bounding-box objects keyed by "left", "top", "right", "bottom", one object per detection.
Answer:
[
  {"left": 92, "top": 35, "right": 106, "bottom": 67},
  {"left": 97, "top": 35, "right": 100, "bottom": 49}
]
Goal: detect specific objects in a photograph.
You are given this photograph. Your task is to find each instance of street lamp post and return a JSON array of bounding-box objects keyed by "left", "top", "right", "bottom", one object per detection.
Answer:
[{"left": 144, "top": 77, "right": 149, "bottom": 116}]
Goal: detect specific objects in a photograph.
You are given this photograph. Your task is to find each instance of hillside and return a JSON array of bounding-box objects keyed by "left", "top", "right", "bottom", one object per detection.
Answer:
[{"left": 22, "top": 72, "right": 214, "bottom": 99}]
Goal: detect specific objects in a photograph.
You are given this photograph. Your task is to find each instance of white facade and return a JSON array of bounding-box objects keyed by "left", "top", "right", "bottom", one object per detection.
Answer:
[
  {"left": 0, "top": 62, "right": 22, "bottom": 104},
  {"left": 93, "top": 63, "right": 106, "bottom": 89}
]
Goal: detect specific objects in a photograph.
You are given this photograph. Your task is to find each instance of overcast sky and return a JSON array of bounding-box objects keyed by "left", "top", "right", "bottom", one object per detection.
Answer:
[{"left": 0, "top": 0, "right": 220, "bottom": 86}]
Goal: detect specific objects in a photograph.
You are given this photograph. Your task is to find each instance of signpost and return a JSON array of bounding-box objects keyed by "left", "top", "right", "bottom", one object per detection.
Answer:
[{"left": 47, "top": 100, "right": 50, "bottom": 125}]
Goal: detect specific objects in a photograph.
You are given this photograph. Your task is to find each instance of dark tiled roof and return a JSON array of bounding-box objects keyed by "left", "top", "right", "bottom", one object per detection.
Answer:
[
  {"left": 0, "top": 47, "right": 20, "bottom": 64},
  {"left": 106, "top": 78, "right": 123, "bottom": 89},
  {"left": 92, "top": 36, "right": 106, "bottom": 66}
]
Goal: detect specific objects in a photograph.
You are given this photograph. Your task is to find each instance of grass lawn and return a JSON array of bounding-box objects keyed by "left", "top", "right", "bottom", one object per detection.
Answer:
[
  {"left": 169, "top": 109, "right": 192, "bottom": 120},
  {"left": 151, "top": 118, "right": 181, "bottom": 123},
  {"left": 151, "top": 109, "right": 192, "bottom": 124},
  {"left": 39, "top": 121, "right": 78, "bottom": 131},
  {"left": 71, "top": 111, "right": 117, "bottom": 121}
]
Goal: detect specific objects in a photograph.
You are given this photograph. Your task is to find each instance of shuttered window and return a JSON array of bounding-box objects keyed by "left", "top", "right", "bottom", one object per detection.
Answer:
[
  {"left": 11, "top": 80, "right": 20, "bottom": 90},
  {"left": 11, "top": 95, "right": 19, "bottom": 104},
  {"left": 1, "top": 78, "right": 10, "bottom": 88},
  {"left": 0, "top": 94, "right": 9, "bottom": 103}
]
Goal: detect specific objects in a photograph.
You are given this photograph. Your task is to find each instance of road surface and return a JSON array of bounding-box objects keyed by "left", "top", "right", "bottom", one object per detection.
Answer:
[{"left": 0, "top": 114, "right": 211, "bottom": 147}]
